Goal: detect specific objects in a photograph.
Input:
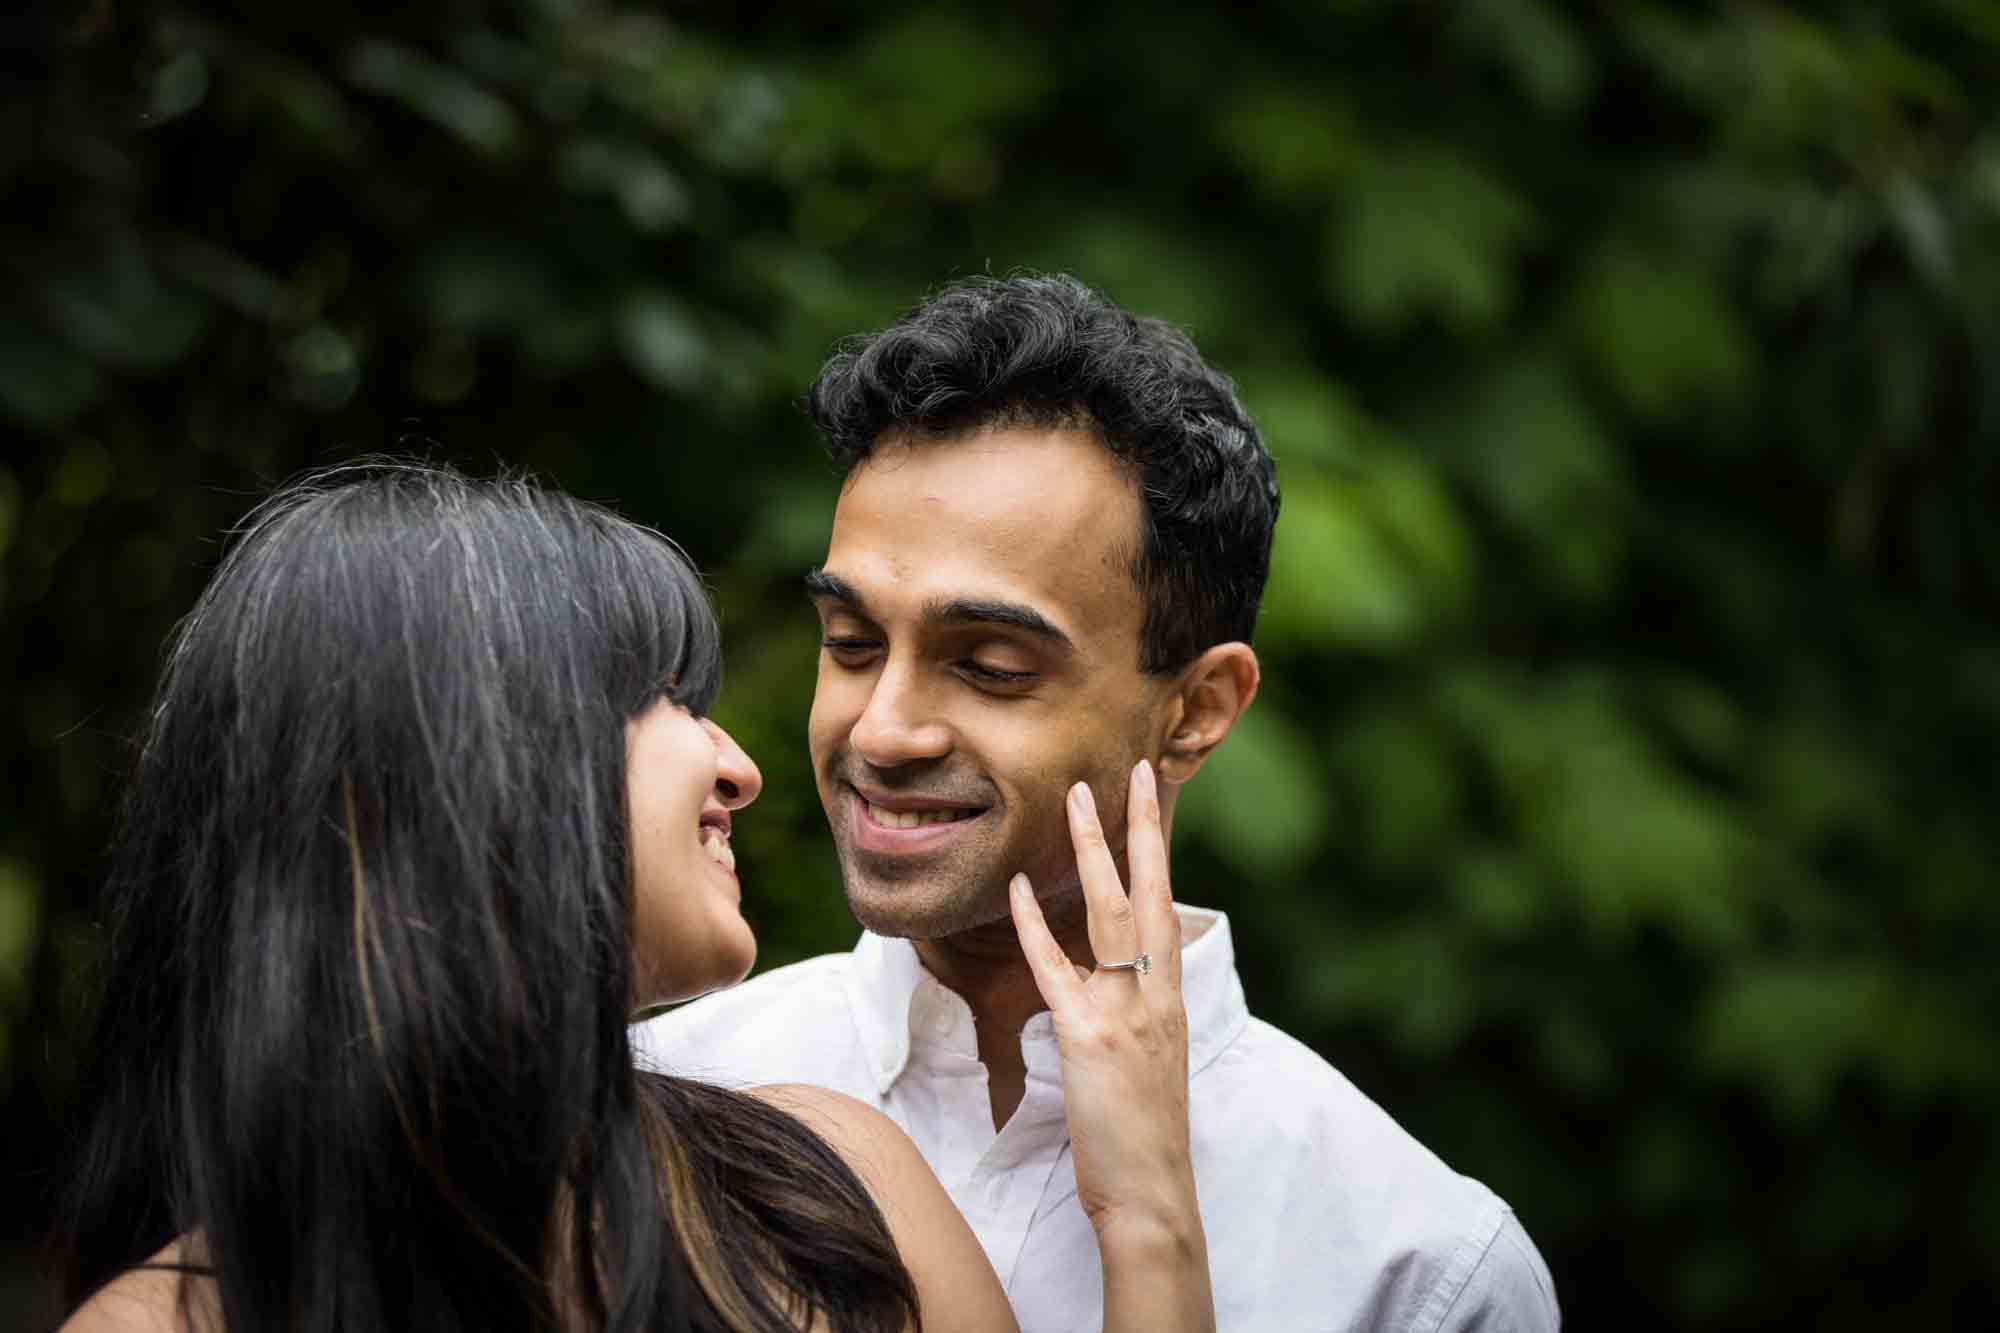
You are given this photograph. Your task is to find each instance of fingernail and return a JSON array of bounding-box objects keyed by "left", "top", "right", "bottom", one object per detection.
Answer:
[
  {"left": 1135, "top": 758, "right": 1155, "bottom": 795},
  {"left": 1070, "top": 781, "right": 1090, "bottom": 813},
  {"left": 1010, "top": 873, "right": 1030, "bottom": 897}
]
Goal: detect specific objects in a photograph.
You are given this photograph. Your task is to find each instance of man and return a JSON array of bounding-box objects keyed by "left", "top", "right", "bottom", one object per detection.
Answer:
[{"left": 637, "top": 273, "right": 1559, "bottom": 1330}]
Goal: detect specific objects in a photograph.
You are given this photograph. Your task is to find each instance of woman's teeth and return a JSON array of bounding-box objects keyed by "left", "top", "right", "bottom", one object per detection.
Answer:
[
  {"left": 865, "top": 801, "right": 976, "bottom": 829},
  {"left": 699, "top": 825, "right": 735, "bottom": 871}
]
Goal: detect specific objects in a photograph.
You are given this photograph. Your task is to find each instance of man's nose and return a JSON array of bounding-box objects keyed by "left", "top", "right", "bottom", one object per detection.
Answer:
[
  {"left": 849, "top": 661, "right": 952, "bottom": 767},
  {"left": 703, "top": 718, "right": 764, "bottom": 808}
]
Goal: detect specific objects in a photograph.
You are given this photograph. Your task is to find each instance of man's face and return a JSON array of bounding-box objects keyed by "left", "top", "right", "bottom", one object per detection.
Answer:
[{"left": 808, "top": 426, "right": 1173, "bottom": 940}]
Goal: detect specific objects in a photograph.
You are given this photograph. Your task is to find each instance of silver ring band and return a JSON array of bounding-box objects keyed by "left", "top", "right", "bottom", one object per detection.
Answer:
[{"left": 1096, "top": 952, "right": 1151, "bottom": 975}]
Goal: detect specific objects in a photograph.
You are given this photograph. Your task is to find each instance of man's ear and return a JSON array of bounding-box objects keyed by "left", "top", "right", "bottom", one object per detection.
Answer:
[{"left": 1157, "top": 642, "right": 1260, "bottom": 785}]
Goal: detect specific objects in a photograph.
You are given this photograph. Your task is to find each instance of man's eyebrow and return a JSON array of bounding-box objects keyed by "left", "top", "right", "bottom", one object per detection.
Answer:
[
  {"left": 805, "top": 569, "right": 1074, "bottom": 653},
  {"left": 924, "top": 597, "right": 1074, "bottom": 652},
  {"left": 803, "top": 568, "right": 860, "bottom": 607}
]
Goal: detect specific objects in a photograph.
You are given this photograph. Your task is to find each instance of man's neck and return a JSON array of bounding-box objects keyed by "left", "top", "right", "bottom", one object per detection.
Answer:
[{"left": 914, "top": 893, "right": 1096, "bottom": 1131}]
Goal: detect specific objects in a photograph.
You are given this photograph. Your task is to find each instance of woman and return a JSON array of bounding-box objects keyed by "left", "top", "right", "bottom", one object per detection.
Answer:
[{"left": 55, "top": 464, "right": 1209, "bottom": 1331}]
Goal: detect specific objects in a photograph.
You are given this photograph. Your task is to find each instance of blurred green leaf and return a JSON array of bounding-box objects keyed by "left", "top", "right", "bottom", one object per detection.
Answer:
[
  {"left": 1566, "top": 242, "right": 1752, "bottom": 420},
  {"left": 1424, "top": 351, "right": 1627, "bottom": 604},
  {"left": 1215, "top": 84, "right": 1358, "bottom": 199},
  {"left": 618, "top": 290, "right": 709, "bottom": 391},
  {"left": 1260, "top": 458, "right": 1472, "bottom": 651},
  {"left": 0, "top": 863, "right": 36, "bottom": 999},
  {"left": 1450, "top": 0, "right": 1593, "bottom": 116},
  {"left": 283, "top": 323, "right": 361, "bottom": 411},
  {"left": 35, "top": 241, "right": 208, "bottom": 372},
  {"left": 409, "top": 239, "right": 558, "bottom": 335},
  {"left": 1449, "top": 845, "right": 1547, "bottom": 942},
  {"left": 1176, "top": 705, "right": 1328, "bottom": 878},
  {"left": 1329, "top": 147, "right": 1534, "bottom": 332},
  {"left": 0, "top": 316, "right": 100, "bottom": 429},
  {"left": 1237, "top": 372, "right": 1373, "bottom": 471},
  {"left": 53, "top": 441, "right": 114, "bottom": 507},
  {"left": 1699, "top": 961, "right": 1888, "bottom": 1123},
  {"left": 1332, "top": 709, "right": 1461, "bottom": 878},
  {"left": 144, "top": 48, "right": 211, "bottom": 125},
  {"left": 345, "top": 37, "right": 519, "bottom": 157},
  {"left": 559, "top": 137, "right": 690, "bottom": 233},
  {"left": 1645, "top": 671, "right": 1746, "bottom": 770},
  {"left": 1443, "top": 668, "right": 1754, "bottom": 950},
  {"left": 1305, "top": 924, "right": 1477, "bottom": 1058}
]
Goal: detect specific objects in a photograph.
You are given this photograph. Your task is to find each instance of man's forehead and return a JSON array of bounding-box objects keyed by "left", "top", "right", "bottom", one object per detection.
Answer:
[
  {"left": 823, "top": 427, "right": 1143, "bottom": 630},
  {"left": 836, "top": 427, "right": 1133, "bottom": 532}
]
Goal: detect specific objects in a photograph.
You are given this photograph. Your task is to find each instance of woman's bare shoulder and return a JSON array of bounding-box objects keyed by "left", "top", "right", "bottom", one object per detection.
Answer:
[
  {"left": 61, "top": 1242, "right": 215, "bottom": 1333},
  {"left": 744, "top": 1084, "right": 961, "bottom": 1237},
  {"left": 747, "top": 1084, "right": 919, "bottom": 1179},
  {"left": 748, "top": 1084, "right": 1019, "bottom": 1333}
]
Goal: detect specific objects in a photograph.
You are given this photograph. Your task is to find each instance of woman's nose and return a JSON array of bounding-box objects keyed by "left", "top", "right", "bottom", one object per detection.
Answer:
[{"left": 704, "top": 718, "right": 763, "bottom": 808}]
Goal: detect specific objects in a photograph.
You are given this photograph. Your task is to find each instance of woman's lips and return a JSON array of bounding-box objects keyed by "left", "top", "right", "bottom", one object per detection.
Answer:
[{"left": 697, "top": 823, "right": 735, "bottom": 872}]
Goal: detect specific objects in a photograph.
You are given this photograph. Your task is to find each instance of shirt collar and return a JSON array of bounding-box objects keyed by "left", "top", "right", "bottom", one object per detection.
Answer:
[{"left": 844, "top": 905, "right": 1249, "bottom": 1098}]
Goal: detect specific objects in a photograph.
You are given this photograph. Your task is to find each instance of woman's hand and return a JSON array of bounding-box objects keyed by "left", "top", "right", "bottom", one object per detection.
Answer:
[{"left": 1009, "top": 759, "right": 1215, "bottom": 1333}]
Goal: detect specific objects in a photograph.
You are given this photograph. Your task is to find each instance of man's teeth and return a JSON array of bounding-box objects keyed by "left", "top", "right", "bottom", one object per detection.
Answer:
[
  {"left": 699, "top": 825, "right": 735, "bottom": 871},
  {"left": 865, "top": 801, "right": 976, "bottom": 830}
]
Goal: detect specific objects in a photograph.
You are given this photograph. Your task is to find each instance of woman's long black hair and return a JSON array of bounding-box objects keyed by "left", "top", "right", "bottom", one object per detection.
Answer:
[{"left": 55, "top": 463, "right": 918, "bottom": 1332}]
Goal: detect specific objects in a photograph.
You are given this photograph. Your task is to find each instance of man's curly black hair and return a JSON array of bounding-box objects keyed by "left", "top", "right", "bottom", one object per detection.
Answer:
[{"left": 806, "top": 272, "right": 1280, "bottom": 675}]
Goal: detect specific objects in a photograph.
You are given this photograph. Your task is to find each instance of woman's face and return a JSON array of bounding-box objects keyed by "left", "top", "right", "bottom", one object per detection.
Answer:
[{"left": 627, "top": 697, "right": 763, "bottom": 1006}]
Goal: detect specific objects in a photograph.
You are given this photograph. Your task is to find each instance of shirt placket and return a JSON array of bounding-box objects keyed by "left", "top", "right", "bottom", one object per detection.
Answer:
[
  {"left": 889, "top": 988, "right": 1075, "bottom": 1292},
  {"left": 982, "top": 1014, "right": 1070, "bottom": 1292},
  {"left": 893, "top": 980, "right": 996, "bottom": 1217}
]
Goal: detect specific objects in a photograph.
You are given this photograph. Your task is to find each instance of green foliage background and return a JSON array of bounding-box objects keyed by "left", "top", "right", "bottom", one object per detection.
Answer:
[{"left": 5, "top": 2, "right": 1997, "bottom": 1326}]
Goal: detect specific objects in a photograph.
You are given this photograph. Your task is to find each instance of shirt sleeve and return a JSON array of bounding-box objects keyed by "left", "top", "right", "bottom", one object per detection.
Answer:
[{"left": 1418, "top": 1206, "right": 1561, "bottom": 1332}]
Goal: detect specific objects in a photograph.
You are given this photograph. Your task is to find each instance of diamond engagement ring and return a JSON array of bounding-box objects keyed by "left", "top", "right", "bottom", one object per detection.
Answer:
[{"left": 1096, "top": 953, "right": 1151, "bottom": 975}]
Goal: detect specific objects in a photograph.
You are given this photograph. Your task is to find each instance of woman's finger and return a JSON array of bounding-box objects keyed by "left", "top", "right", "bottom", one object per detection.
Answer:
[
  {"left": 1124, "top": 759, "right": 1181, "bottom": 991},
  {"left": 1067, "top": 781, "right": 1140, "bottom": 969},
  {"left": 1009, "top": 872, "right": 1090, "bottom": 1013}
]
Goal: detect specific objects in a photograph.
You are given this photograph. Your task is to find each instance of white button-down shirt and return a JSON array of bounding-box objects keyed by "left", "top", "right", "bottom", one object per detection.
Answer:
[{"left": 635, "top": 906, "right": 1558, "bottom": 1331}]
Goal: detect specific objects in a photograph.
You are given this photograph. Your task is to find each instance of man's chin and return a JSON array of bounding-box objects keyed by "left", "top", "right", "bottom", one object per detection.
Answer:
[{"left": 840, "top": 870, "right": 1013, "bottom": 942}]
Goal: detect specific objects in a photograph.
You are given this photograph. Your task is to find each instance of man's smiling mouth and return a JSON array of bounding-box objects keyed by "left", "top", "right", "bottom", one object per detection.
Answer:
[
  {"left": 845, "top": 784, "right": 990, "bottom": 849},
  {"left": 860, "top": 799, "right": 980, "bottom": 829}
]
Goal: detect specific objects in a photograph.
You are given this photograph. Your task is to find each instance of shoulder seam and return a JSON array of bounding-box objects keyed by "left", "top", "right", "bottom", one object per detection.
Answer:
[{"left": 1404, "top": 1190, "right": 1508, "bottom": 1333}]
